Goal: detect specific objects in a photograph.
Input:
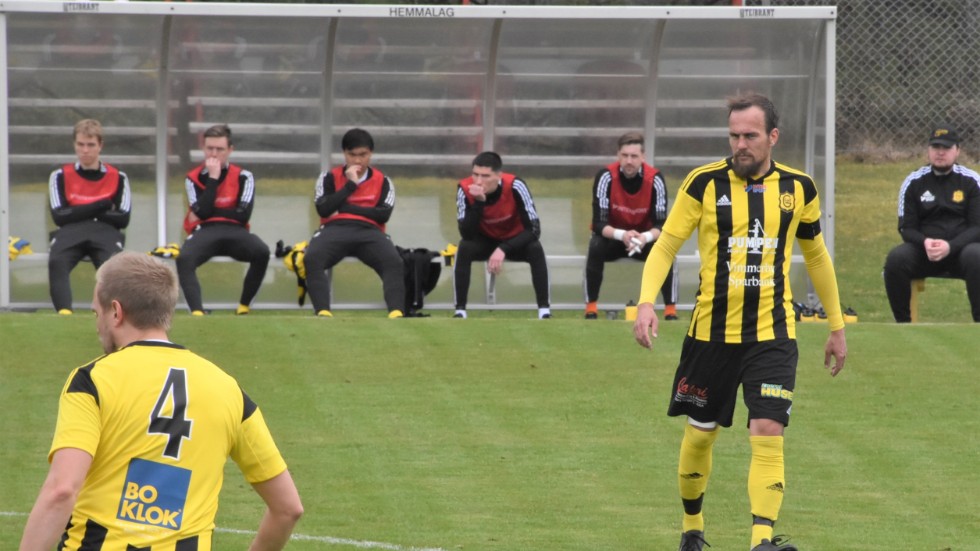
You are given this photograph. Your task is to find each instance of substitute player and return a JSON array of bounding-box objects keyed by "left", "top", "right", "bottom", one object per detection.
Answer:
[
  {"left": 47, "top": 119, "right": 131, "bottom": 314},
  {"left": 302, "top": 128, "right": 406, "bottom": 318},
  {"left": 633, "top": 94, "right": 847, "bottom": 551},
  {"left": 19, "top": 252, "right": 302, "bottom": 550},
  {"left": 177, "top": 124, "right": 270, "bottom": 316},
  {"left": 584, "top": 131, "right": 678, "bottom": 320},
  {"left": 453, "top": 151, "right": 551, "bottom": 319}
]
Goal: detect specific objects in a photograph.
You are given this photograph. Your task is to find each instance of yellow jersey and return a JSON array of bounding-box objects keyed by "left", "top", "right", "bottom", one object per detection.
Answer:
[
  {"left": 50, "top": 340, "right": 287, "bottom": 550},
  {"left": 658, "top": 158, "right": 824, "bottom": 343}
]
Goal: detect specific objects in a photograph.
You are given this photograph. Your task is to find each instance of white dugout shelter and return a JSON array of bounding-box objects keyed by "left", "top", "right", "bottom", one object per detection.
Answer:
[{"left": 0, "top": 2, "right": 836, "bottom": 311}]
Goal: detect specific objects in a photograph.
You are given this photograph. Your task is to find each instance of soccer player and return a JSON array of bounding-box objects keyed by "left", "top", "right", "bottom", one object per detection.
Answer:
[
  {"left": 453, "top": 151, "right": 551, "bottom": 319},
  {"left": 47, "top": 119, "right": 131, "bottom": 314},
  {"left": 19, "top": 252, "right": 302, "bottom": 551},
  {"left": 177, "top": 124, "right": 270, "bottom": 315},
  {"left": 585, "top": 131, "right": 678, "bottom": 320},
  {"left": 302, "top": 128, "right": 406, "bottom": 318},
  {"left": 883, "top": 125, "right": 980, "bottom": 322},
  {"left": 632, "top": 94, "right": 847, "bottom": 551}
]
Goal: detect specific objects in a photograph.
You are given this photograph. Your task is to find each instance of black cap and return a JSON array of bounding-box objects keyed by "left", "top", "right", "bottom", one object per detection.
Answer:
[{"left": 929, "top": 126, "right": 959, "bottom": 147}]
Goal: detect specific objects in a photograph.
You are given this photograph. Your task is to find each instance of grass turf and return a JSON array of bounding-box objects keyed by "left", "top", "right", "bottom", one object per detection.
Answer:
[
  {"left": 1, "top": 312, "right": 977, "bottom": 550},
  {"left": 3, "top": 159, "right": 978, "bottom": 549}
]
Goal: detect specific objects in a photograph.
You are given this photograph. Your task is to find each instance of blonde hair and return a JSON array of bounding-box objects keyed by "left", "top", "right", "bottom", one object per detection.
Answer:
[
  {"left": 74, "top": 119, "right": 104, "bottom": 144},
  {"left": 96, "top": 252, "right": 178, "bottom": 331}
]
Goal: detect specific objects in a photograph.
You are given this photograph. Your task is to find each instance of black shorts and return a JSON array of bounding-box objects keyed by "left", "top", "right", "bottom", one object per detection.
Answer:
[{"left": 667, "top": 336, "right": 798, "bottom": 428}]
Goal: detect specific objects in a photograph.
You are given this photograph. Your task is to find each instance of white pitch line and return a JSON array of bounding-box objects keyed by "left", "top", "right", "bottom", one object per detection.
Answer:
[
  {"left": 2, "top": 511, "right": 447, "bottom": 551},
  {"left": 218, "top": 527, "right": 448, "bottom": 550}
]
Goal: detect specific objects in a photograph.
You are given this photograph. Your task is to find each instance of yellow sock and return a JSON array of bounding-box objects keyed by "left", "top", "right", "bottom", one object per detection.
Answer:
[
  {"left": 748, "top": 435, "right": 785, "bottom": 547},
  {"left": 752, "top": 522, "right": 775, "bottom": 549},
  {"left": 679, "top": 423, "right": 719, "bottom": 533}
]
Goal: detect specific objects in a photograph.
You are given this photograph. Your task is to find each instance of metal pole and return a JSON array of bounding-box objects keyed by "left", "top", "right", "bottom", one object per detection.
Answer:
[
  {"left": 0, "top": 14, "right": 10, "bottom": 308},
  {"left": 321, "top": 18, "right": 338, "bottom": 165},
  {"left": 644, "top": 20, "right": 666, "bottom": 164},
  {"left": 824, "top": 19, "right": 836, "bottom": 258},
  {"left": 482, "top": 19, "right": 502, "bottom": 153},
  {"left": 155, "top": 15, "right": 173, "bottom": 246}
]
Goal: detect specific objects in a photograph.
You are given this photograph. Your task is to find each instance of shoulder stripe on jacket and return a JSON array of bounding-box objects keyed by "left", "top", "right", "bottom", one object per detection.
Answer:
[
  {"left": 897, "top": 165, "right": 931, "bottom": 218},
  {"left": 49, "top": 169, "right": 65, "bottom": 209},
  {"left": 512, "top": 179, "right": 538, "bottom": 220},
  {"left": 456, "top": 186, "right": 467, "bottom": 220},
  {"left": 653, "top": 173, "right": 667, "bottom": 217},
  {"left": 596, "top": 171, "right": 612, "bottom": 211},
  {"left": 240, "top": 169, "right": 256, "bottom": 204}
]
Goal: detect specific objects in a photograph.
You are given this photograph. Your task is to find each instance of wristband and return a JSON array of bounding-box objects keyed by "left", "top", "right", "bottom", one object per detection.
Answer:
[
  {"left": 612, "top": 229, "right": 626, "bottom": 241},
  {"left": 642, "top": 231, "right": 654, "bottom": 244}
]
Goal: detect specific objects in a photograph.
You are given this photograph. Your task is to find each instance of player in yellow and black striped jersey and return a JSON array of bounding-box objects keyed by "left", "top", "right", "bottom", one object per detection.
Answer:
[
  {"left": 662, "top": 157, "right": 822, "bottom": 343},
  {"left": 632, "top": 94, "right": 847, "bottom": 551},
  {"left": 20, "top": 252, "right": 303, "bottom": 551}
]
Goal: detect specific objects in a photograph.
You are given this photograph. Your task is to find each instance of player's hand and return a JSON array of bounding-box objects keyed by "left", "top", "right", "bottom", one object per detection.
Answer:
[
  {"left": 622, "top": 229, "right": 641, "bottom": 247},
  {"left": 470, "top": 182, "right": 487, "bottom": 202},
  {"left": 632, "top": 302, "right": 659, "bottom": 349},
  {"left": 627, "top": 238, "right": 643, "bottom": 256},
  {"left": 345, "top": 164, "right": 364, "bottom": 184},
  {"left": 824, "top": 328, "right": 846, "bottom": 377},
  {"left": 204, "top": 156, "right": 222, "bottom": 180},
  {"left": 487, "top": 247, "right": 505, "bottom": 275}
]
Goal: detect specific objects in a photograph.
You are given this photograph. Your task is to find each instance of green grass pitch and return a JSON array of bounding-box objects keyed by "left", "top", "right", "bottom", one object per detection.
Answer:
[{"left": 1, "top": 311, "right": 977, "bottom": 550}]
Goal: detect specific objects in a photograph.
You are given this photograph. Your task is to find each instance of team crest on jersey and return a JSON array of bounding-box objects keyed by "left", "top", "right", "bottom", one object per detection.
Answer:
[
  {"left": 953, "top": 190, "right": 965, "bottom": 203},
  {"left": 117, "top": 458, "right": 191, "bottom": 530},
  {"left": 779, "top": 192, "right": 795, "bottom": 212}
]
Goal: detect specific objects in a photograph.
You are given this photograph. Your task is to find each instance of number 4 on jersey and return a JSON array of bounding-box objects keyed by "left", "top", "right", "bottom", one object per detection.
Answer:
[{"left": 148, "top": 368, "right": 193, "bottom": 459}]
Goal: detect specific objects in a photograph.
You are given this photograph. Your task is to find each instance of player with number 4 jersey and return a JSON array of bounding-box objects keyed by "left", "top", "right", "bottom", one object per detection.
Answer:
[{"left": 20, "top": 252, "right": 302, "bottom": 551}]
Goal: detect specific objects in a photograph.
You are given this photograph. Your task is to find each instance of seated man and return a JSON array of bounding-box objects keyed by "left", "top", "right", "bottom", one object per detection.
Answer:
[
  {"left": 47, "top": 119, "right": 131, "bottom": 314},
  {"left": 303, "top": 128, "right": 405, "bottom": 318},
  {"left": 177, "top": 124, "right": 270, "bottom": 315},
  {"left": 585, "top": 131, "right": 678, "bottom": 320},
  {"left": 883, "top": 125, "right": 980, "bottom": 322},
  {"left": 453, "top": 151, "right": 551, "bottom": 319}
]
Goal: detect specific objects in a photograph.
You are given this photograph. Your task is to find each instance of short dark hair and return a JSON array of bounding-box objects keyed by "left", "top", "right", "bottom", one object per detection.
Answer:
[
  {"left": 203, "top": 124, "right": 233, "bottom": 146},
  {"left": 617, "top": 131, "right": 644, "bottom": 150},
  {"left": 472, "top": 151, "right": 503, "bottom": 172},
  {"left": 342, "top": 128, "right": 374, "bottom": 151},
  {"left": 727, "top": 93, "right": 779, "bottom": 133}
]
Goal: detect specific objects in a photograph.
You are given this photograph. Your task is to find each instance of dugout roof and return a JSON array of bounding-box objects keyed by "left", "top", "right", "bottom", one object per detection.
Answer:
[{"left": 0, "top": 2, "right": 836, "bottom": 310}]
